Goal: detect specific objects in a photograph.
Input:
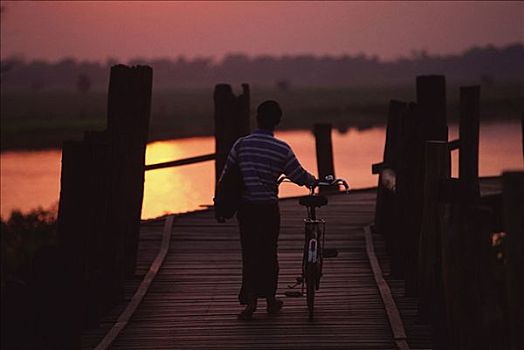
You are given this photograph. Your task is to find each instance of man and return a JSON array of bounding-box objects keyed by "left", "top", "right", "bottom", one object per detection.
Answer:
[{"left": 220, "top": 100, "right": 316, "bottom": 320}]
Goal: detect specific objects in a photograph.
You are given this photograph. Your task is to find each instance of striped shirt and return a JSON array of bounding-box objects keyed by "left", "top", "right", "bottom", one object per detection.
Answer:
[{"left": 221, "top": 129, "right": 315, "bottom": 202}]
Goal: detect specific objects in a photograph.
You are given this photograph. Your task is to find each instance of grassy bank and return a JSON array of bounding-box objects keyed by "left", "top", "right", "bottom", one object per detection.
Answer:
[
  {"left": 1, "top": 206, "right": 58, "bottom": 282},
  {"left": 2, "top": 84, "right": 522, "bottom": 151},
  {"left": 1, "top": 207, "right": 64, "bottom": 349}
]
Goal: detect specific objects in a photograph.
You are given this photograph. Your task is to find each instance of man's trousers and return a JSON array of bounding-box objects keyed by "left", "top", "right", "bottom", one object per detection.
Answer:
[{"left": 237, "top": 202, "right": 280, "bottom": 304}]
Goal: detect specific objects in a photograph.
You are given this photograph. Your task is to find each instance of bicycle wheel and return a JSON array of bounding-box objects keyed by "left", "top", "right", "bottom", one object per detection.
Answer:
[{"left": 305, "top": 263, "right": 317, "bottom": 319}]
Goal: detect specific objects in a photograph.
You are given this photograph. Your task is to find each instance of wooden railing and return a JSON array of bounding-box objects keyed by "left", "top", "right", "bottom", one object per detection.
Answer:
[
  {"left": 144, "top": 153, "right": 217, "bottom": 171},
  {"left": 373, "top": 76, "right": 524, "bottom": 350}
]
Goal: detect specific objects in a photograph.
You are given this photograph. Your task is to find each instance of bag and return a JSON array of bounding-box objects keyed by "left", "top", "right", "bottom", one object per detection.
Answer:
[{"left": 214, "top": 158, "right": 244, "bottom": 221}]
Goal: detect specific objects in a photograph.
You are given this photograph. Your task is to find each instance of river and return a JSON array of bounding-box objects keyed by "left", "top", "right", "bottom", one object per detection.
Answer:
[{"left": 1, "top": 121, "right": 522, "bottom": 220}]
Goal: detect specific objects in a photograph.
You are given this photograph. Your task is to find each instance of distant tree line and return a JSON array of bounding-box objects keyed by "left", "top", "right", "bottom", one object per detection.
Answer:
[{"left": 1, "top": 43, "right": 523, "bottom": 91}]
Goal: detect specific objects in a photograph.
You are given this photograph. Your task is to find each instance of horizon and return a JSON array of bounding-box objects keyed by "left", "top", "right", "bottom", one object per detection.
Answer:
[
  {"left": 1, "top": 1, "right": 522, "bottom": 63},
  {"left": 0, "top": 42, "right": 524, "bottom": 65},
  {"left": 2, "top": 42, "right": 523, "bottom": 66}
]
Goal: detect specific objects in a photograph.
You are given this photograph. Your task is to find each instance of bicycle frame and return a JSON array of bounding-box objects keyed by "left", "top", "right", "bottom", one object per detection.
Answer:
[
  {"left": 279, "top": 175, "right": 349, "bottom": 318},
  {"left": 303, "top": 218, "right": 325, "bottom": 284}
]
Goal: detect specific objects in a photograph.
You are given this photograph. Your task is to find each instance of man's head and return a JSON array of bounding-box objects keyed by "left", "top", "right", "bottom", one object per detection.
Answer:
[{"left": 256, "top": 100, "right": 282, "bottom": 131}]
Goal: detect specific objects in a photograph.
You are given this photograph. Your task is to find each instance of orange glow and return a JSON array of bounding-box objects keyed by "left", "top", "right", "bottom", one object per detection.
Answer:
[
  {"left": 142, "top": 137, "right": 214, "bottom": 218},
  {"left": 332, "top": 127, "right": 387, "bottom": 189},
  {"left": 0, "top": 149, "right": 61, "bottom": 218},
  {"left": 448, "top": 122, "right": 523, "bottom": 178},
  {"left": 1, "top": 123, "right": 522, "bottom": 220}
]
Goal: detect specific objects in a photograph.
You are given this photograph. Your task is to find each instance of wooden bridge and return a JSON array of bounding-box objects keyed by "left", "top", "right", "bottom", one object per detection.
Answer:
[
  {"left": 18, "top": 66, "right": 521, "bottom": 350},
  {"left": 82, "top": 188, "right": 435, "bottom": 350}
]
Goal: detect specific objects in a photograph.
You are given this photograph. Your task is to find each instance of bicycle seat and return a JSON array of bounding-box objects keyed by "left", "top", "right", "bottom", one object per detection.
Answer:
[{"left": 299, "top": 195, "right": 328, "bottom": 208}]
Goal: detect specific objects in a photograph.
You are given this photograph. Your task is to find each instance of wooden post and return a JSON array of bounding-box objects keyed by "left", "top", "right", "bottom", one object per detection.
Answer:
[
  {"left": 391, "top": 102, "right": 417, "bottom": 280},
  {"left": 475, "top": 198, "right": 509, "bottom": 350},
  {"left": 214, "top": 83, "right": 251, "bottom": 184},
  {"left": 395, "top": 101, "right": 423, "bottom": 294},
  {"left": 373, "top": 100, "right": 406, "bottom": 222},
  {"left": 214, "top": 84, "right": 235, "bottom": 183},
  {"left": 57, "top": 136, "right": 113, "bottom": 329},
  {"left": 441, "top": 202, "right": 497, "bottom": 350},
  {"left": 437, "top": 176, "right": 509, "bottom": 349},
  {"left": 314, "top": 123, "right": 335, "bottom": 192},
  {"left": 418, "top": 141, "right": 450, "bottom": 301},
  {"left": 56, "top": 141, "right": 90, "bottom": 349},
  {"left": 401, "top": 75, "right": 448, "bottom": 296},
  {"left": 459, "top": 86, "right": 480, "bottom": 200},
  {"left": 82, "top": 131, "right": 113, "bottom": 318},
  {"left": 373, "top": 100, "right": 407, "bottom": 277},
  {"left": 53, "top": 65, "right": 152, "bottom": 339},
  {"left": 417, "top": 141, "right": 450, "bottom": 334},
  {"left": 416, "top": 75, "right": 448, "bottom": 140},
  {"left": 503, "top": 171, "right": 524, "bottom": 350},
  {"left": 382, "top": 101, "right": 405, "bottom": 170},
  {"left": 106, "top": 65, "right": 153, "bottom": 278}
]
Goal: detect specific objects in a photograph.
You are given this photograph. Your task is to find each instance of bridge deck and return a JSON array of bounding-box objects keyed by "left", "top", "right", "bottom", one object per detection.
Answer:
[{"left": 83, "top": 188, "right": 433, "bottom": 349}]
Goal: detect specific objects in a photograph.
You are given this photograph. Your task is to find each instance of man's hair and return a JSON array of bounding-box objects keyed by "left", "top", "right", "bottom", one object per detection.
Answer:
[{"left": 256, "top": 100, "right": 282, "bottom": 130}]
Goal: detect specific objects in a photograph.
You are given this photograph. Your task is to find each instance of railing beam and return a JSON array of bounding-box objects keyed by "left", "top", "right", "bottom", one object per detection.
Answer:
[{"left": 145, "top": 153, "right": 217, "bottom": 171}]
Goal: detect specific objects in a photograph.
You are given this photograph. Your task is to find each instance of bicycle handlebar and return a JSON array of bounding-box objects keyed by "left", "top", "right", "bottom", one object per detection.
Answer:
[{"left": 278, "top": 175, "right": 350, "bottom": 192}]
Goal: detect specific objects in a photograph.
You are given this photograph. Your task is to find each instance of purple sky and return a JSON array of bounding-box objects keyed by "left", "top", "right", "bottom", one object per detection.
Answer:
[{"left": 1, "top": 1, "right": 522, "bottom": 62}]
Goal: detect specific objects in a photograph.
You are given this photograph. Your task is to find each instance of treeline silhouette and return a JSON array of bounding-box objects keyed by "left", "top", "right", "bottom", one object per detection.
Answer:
[{"left": 1, "top": 44, "right": 523, "bottom": 91}]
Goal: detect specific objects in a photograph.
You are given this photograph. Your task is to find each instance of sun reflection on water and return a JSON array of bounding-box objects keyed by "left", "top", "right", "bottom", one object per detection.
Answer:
[
  {"left": 142, "top": 137, "right": 214, "bottom": 218},
  {"left": 1, "top": 122, "right": 522, "bottom": 220},
  {"left": 141, "top": 127, "right": 390, "bottom": 219}
]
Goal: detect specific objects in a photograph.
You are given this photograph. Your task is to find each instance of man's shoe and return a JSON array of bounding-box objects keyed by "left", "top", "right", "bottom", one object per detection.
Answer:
[
  {"left": 267, "top": 299, "right": 283, "bottom": 315},
  {"left": 238, "top": 301, "right": 257, "bottom": 320},
  {"left": 237, "top": 308, "right": 254, "bottom": 320}
]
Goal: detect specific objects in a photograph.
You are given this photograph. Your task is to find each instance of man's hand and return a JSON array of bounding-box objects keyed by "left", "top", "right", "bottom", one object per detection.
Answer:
[
  {"left": 380, "top": 169, "right": 396, "bottom": 192},
  {"left": 306, "top": 177, "right": 319, "bottom": 189}
]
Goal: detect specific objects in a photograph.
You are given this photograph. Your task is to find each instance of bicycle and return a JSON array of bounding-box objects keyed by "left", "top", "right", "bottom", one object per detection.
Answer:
[{"left": 278, "top": 175, "right": 349, "bottom": 319}]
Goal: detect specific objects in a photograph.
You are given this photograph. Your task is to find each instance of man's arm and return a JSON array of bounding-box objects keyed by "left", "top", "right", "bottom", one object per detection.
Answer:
[{"left": 283, "top": 148, "right": 316, "bottom": 187}]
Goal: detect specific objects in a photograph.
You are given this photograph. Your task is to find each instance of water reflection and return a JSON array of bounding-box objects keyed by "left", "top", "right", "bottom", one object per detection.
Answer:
[
  {"left": 0, "top": 122, "right": 522, "bottom": 220},
  {"left": 449, "top": 122, "right": 523, "bottom": 178},
  {"left": 143, "top": 138, "right": 214, "bottom": 217},
  {"left": 0, "top": 150, "right": 61, "bottom": 219}
]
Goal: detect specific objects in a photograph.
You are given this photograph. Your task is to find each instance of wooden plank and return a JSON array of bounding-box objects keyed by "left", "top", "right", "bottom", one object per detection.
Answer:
[
  {"left": 364, "top": 226, "right": 408, "bottom": 346},
  {"left": 94, "top": 215, "right": 174, "bottom": 350}
]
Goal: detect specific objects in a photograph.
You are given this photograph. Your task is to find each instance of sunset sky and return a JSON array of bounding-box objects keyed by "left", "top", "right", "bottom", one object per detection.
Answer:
[{"left": 1, "top": 1, "right": 523, "bottom": 63}]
